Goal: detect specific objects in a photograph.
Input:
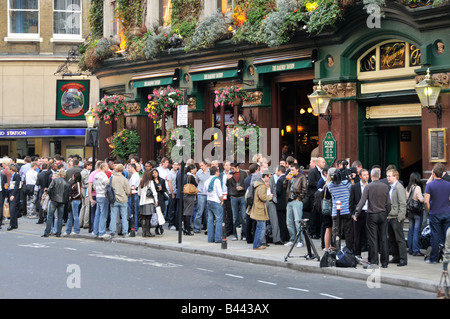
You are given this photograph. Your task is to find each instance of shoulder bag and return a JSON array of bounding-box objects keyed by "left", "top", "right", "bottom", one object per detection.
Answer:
[
  {"left": 321, "top": 187, "right": 332, "bottom": 216},
  {"left": 406, "top": 185, "right": 423, "bottom": 217},
  {"left": 183, "top": 175, "right": 199, "bottom": 195}
]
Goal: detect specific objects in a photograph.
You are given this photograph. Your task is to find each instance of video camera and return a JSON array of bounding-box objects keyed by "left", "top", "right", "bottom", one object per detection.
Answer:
[{"left": 331, "top": 160, "right": 358, "bottom": 184}]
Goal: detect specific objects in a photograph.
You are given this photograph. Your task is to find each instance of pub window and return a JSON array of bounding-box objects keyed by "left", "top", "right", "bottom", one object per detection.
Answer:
[
  {"left": 358, "top": 40, "right": 421, "bottom": 76},
  {"left": 359, "top": 49, "right": 376, "bottom": 72},
  {"left": 160, "top": 0, "right": 172, "bottom": 26},
  {"left": 53, "top": 0, "right": 82, "bottom": 38},
  {"left": 8, "top": 0, "right": 39, "bottom": 37}
]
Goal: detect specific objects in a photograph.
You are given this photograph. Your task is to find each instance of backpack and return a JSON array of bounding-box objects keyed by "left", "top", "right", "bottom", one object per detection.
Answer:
[
  {"left": 105, "top": 176, "right": 115, "bottom": 203},
  {"left": 336, "top": 246, "right": 357, "bottom": 268},
  {"left": 320, "top": 249, "right": 337, "bottom": 268},
  {"left": 245, "top": 184, "right": 255, "bottom": 206}
]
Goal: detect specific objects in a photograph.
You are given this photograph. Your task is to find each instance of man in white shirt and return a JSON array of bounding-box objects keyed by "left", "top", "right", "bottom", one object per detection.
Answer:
[
  {"left": 167, "top": 161, "right": 179, "bottom": 230},
  {"left": 205, "top": 166, "right": 223, "bottom": 243},
  {"left": 25, "top": 162, "right": 39, "bottom": 218},
  {"left": 128, "top": 163, "right": 140, "bottom": 232}
]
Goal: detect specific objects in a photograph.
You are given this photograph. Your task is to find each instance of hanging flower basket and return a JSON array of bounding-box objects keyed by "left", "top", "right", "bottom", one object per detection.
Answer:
[
  {"left": 214, "top": 85, "right": 253, "bottom": 109},
  {"left": 146, "top": 86, "right": 184, "bottom": 121},
  {"left": 106, "top": 129, "right": 141, "bottom": 160},
  {"left": 95, "top": 95, "right": 129, "bottom": 124}
]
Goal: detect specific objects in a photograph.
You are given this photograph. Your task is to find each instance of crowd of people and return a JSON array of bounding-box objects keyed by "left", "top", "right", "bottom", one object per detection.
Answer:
[{"left": 0, "top": 153, "right": 449, "bottom": 263}]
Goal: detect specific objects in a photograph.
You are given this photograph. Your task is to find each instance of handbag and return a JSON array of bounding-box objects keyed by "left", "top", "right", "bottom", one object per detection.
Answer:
[
  {"left": 150, "top": 211, "right": 159, "bottom": 227},
  {"left": 183, "top": 175, "right": 199, "bottom": 195},
  {"left": 41, "top": 192, "right": 50, "bottom": 212},
  {"left": 105, "top": 176, "right": 115, "bottom": 203},
  {"left": 146, "top": 185, "right": 154, "bottom": 199},
  {"left": 321, "top": 187, "right": 332, "bottom": 216},
  {"left": 156, "top": 205, "right": 166, "bottom": 225},
  {"left": 406, "top": 185, "right": 423, "bottom": 217},
  {"left": 3, "top": 202, "right": 10, "bottom": 218}
]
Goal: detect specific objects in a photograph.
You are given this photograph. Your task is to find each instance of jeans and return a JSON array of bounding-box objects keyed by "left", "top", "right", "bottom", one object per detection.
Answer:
[
  {"left": 286, "top": 200, "right": 303, "bottom": 243},
  {"left": 44, "top": 201, "right": 65, "bottom": 236},
  {"left": 128, "top": 193, "right": 140, "bottom": 231},
  {"left": 231, "top": 196, "right": 247, "bottom": 239},
  {"left": 66, "top": 199, "right": 81, "bottom": 234},
  {"left": 207, "top": 201, "right": 223, "bottom": 243},
  {"left": 110, "top": 201, "right": 128, "bottom": 235},
  {"left": 93, "top": 197, "right": 109, "bottom": 236},
  {"left": 193, "top": 194, "right": 208, "bottom": 231},
  {"left": 429, "top": 212, "right": 450, "bottom": 262},
  {"left": 253, "top": 220, "right": 266, "bottom": 249},
  {"left": 167, "top": 195, "right": 178, "bottom": 227},
  {"left": 407, "top": 212, "right": 423, "bottom": 254}
]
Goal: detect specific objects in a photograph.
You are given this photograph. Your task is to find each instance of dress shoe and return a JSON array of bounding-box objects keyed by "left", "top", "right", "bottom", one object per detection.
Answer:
[
  {"left": 274, "top": 241, "right": 285, "bottom": 245},
  {"left": 397, "top": 260, "right": 407, "bottom": 267},
  {"left": 7, "top": 226, "right": 15, "bottom": 231},
  {"left": 41, "top": 234, "right": 49, "bottom": 237},
  {"left": 381, "top": 264, "right": 388, "bottom": 268},
  {"left": 389, "top": 258, "right": 400, "bottom": 264}
]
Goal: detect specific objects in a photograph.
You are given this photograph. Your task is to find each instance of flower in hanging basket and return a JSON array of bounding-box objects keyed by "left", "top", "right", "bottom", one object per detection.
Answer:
[
  {"left": 214, "top": 85, "right": 253, "bottom": 108},
  {"left": 94, "top": 95, "right": 129, "bottom": 124},
  {"left": 146, "top": 86, "right": 184, "bottom": 120},
  {"left": 107, "top": 129, "right": 141, "bottom": 160}
]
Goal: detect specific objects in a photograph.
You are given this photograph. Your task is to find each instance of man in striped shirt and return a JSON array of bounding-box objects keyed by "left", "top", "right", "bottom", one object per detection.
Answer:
[{"left": 327, "top": 167, "right": 353, "bottom": 250}]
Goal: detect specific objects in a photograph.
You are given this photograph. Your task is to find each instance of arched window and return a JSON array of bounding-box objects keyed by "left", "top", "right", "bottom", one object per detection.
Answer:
[{"left": 358, "top": 40, "right": 421, "bottom": 80}]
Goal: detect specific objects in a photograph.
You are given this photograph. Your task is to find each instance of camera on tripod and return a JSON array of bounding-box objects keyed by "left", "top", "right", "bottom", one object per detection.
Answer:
[{"left": 331, "top": 160, "right": 357, "bottom": 184}]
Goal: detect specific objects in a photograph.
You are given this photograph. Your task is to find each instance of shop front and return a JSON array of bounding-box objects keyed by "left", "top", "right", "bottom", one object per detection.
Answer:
[
  {"left": 311, "top": 3, "right": 450, "bottom": 180},
  {"left": 0, "top": 128, "right": 89, "bottom": 159}
]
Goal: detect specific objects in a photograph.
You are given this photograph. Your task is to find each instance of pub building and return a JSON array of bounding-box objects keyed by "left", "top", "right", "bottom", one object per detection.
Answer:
[{"left": 93, "top": 1, "right": 450, "bottom": 183}]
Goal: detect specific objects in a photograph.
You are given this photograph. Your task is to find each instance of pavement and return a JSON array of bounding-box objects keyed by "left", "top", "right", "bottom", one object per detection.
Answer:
[{"left": 2, "top": 216, "right": 444, "bottom": 294}]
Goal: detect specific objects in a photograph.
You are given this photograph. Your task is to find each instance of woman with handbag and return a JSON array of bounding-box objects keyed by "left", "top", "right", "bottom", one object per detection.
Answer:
[
  {"left": 151, "top": 168, "right": 167, "bottom": 235},
  {"left": 182, "top": 164, "right": 198, "bottom": 235},
  {"left": 406, "top": 172, "right": 425, "bottom": 256},
  {"left": 137, "top": 170, "right": 158, "bottom": 237}
]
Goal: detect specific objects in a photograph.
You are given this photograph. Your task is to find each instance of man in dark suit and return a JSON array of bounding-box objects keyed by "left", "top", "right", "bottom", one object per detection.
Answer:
[
  {"left": 36, "top": 163, "right": 52, "bottom": 224},
  {"left": 349, "top": 168, "right": 369, "bottom": 259},
  {"left": 7, "top": 165, "right": 21, "bottom": 231},
  {"left": 0, "top": 172, "right": 7, "bottom": 228},
  {"left": 275, "top": 165, "right": 289, "bottom": 242},
  {"left": 306, "top": 157, "right": 325, "bottom": 239},
  {"left": 354, "top": 167, "right": 391, "bottom": 269}
]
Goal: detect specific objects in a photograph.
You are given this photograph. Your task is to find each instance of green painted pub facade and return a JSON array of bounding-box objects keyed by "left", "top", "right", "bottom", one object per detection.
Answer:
[{"left": 94, "top": 2, "right": 450, "bottom": 183}]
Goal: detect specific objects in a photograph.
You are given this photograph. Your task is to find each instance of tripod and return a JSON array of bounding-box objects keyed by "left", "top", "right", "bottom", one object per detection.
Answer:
[{"left": 284, "top": 219, "right": 320, "bottom": 262}]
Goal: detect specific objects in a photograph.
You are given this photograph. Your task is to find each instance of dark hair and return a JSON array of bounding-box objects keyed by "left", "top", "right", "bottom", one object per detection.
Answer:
[
  {"left": 210, "top": 166, "right": 218, "bottom": 175},
  {"left": 150, "top": 168, "right": 160, "bottom": 179},
  {"left": 407, "top": 172, "right": 421, "bottom": 192},
  {"left": 73, "top": 172, "right": 81, "bottom": 183},
  {"left": 291, "top": 163, "right": 300, "bottom": 171},
  {"left": 249, "top": 163, "right": 259, "bottom": 174},
  {"left": 186, "top": 164, "right": 196, "bottom": 173},
  {"left": 433, "top": 163, "right": 446, "bottom": 179},
  {"left": 277, "top": 165, "right": 286, "bottom": 174}
]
